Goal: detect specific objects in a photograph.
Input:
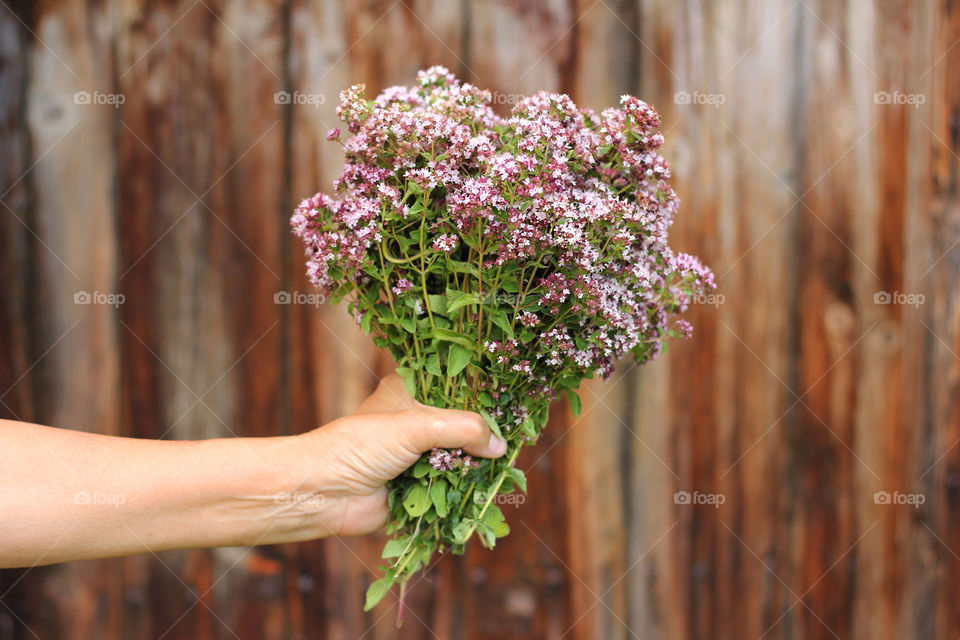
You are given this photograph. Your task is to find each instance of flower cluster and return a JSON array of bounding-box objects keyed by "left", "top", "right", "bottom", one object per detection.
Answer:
[
  {"left": 428, "top": 447, "right": 475, "bottom": 472},
  {"left": 291, "top": 66, "right": 714, "bottom": 612}
]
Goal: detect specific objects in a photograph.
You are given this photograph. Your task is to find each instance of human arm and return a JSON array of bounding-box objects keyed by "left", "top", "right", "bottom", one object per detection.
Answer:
[{"left": 0, "top": 375, "right": 506, "bottom": 568}]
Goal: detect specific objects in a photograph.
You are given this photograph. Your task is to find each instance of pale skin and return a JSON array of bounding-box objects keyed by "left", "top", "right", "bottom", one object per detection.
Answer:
[{"left": 0, "top": 374, "right": 506, "bottom": 569}]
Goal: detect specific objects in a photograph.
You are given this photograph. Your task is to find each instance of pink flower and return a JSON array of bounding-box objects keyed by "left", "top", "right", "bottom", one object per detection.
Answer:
[
  {"left": 392, "top": 278, "right": 413, "bottom": 296},
  {"left": 428, "top": 447, "right": 474, "bottom": 472},
  {"left": 432, "top": 234, "right": 459, "bottom": 253}
]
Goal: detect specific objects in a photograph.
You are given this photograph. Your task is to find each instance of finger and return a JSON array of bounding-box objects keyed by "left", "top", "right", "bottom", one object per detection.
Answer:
[{"left": 395, "top": 408, "right": 507, "bottom": 459}]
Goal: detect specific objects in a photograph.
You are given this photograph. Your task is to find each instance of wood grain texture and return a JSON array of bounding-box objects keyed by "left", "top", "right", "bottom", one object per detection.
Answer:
[{"left": 1, "top": 1, "right": 959, "bottom": 639}]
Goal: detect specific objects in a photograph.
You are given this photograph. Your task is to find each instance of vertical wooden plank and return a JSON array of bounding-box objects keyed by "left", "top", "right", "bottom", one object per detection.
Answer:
[
  {"left": 115, "top": 1, "right": 287, "bottom": 638},
  {"left": 794, "top": 0, "right": 877, "bottom": 635},
  {"left": 0, "top": 3, "right": 36, "bottom": 637},
  {"left": 5, "top": 1, "right": 124, "bottom": 638},
  {"left": 635, "top": 1, "right": 800, "bottom": 638},
  {"left": 0, "top": 0, "right": 35, "bottom": 422},
  {"left": 913, "top": 1, "right": 960, "bottom": 638},
  {"left": 847, "top": 2, "right": 921, "bottom": 639}
]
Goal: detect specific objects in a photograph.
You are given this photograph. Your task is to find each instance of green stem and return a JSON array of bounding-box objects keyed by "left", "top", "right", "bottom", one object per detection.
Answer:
[
  {"left": 460, "top": 446, "right": 521, "bottom": 543},
  {"left": 391, "top": 477, "right": 434, "bottom": 574}
]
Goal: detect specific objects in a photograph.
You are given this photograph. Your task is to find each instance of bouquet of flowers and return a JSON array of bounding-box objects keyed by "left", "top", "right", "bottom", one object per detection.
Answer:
[{"left": 291, "top": 66, "right": 713, "bottom": 611}]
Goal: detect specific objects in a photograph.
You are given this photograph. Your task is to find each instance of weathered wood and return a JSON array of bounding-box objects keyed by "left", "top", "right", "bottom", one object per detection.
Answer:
[{"left": 1, "top": 1, "right": 959, "bottom": 639}]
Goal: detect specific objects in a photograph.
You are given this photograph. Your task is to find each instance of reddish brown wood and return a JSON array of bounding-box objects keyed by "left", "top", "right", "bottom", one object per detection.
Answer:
[{"left": 1, "top": 1, "right": 959, "bottom": 639}]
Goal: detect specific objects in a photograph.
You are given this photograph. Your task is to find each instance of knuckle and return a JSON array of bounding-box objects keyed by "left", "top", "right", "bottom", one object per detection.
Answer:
[{"left": 472, "top": 414, "right": 487, "bottom": 437}]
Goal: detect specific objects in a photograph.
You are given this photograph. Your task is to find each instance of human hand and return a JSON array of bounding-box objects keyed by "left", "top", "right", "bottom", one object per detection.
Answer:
[{"left": 288, "top": 374, "right": 507, "bottom": 537}]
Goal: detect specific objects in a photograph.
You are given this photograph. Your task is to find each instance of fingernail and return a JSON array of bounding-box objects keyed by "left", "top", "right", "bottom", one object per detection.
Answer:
[{"left": 488, "top": 433, "right": 507, "bottom": 457}]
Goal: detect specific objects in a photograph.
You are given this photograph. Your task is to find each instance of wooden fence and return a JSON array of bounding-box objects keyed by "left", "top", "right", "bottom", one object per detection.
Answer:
[{"left": 1, "top": 1, "right": 959, "bottom": 638}]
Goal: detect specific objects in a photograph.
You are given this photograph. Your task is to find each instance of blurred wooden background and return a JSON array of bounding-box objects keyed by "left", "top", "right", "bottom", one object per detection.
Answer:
[{"left": 1, "top": 1, "right": 959, "bottom": 638}]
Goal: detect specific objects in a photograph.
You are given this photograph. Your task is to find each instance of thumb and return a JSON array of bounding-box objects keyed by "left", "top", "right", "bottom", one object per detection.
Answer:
[{"left": 394, "top": 407, "right": 508, "bottom": 459}]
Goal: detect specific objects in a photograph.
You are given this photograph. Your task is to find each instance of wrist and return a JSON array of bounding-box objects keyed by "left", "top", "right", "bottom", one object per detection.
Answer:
[{"left": 186, "top": 434, "right": 340, "bottom": 547}]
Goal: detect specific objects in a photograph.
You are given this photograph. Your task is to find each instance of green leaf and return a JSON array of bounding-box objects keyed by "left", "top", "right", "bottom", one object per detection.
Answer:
[
  {"left": 400, "top": 316, "right": 417, "bottom": 333},
  {"left": 446, "top": 292, "right": 478, "bottom": 314},
  {"left": 427, "top": 294, "right": 448, "bottom": 316},
  {"left": 490, "top": 311, "right": 514, "bottom": 338},
  {"left": 430, "top": 480, "right": 449, "bottom": 518},
  {"left": 477, "top": 391, "right": 495, "bottom": 407},
  {"left": 452, "top": 521, "right": 474, "bottom": 544},
  {"left": 425, "top": 353, "right": 442, "bottom": 377},
  {"left": 402, "top": 484, "right": 432, "bottom": 517},
  {"left": 364, "top": 577, "right": 392, "bottom": 611},
  {"left": 361, "top": 311, "right": 373, "bottom": 334},
  {"left": 478, "top": 407, "right": 503, "bottom": 439},
  {"left": 482, "top": 504, "right": 510, "bottom": 537},
  {"left": 476, "top": 522, "right": 496, "bottom": 548},
  {"left": 499, "top": 276, "right": 520, "bottom": 293},
  {"left": 450, "top": 261, "right": 480, "bottom": 277},
  {"left": 396, "top": 367, "right": 417, "bottom": 398},
  {"left": 413, "top": 459, "right": 431, "bottom": 478},
  {"left": 447, "top": 343, "right": 472, "bottom": 378},
  {"left": 565, "top": 389, "right": 582, "bottom": 416},
  {"left": 428, "top": 327, "right": 475, "bottom": 348},
  {"left": 507, "top": 467, "right": 527, "bottom": 493},
  {"left": 381, "top": 538, "right": 408, "bottom": 559},
  {"left": 521, "top": 418, "right": 537, "bottom": 438}
]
